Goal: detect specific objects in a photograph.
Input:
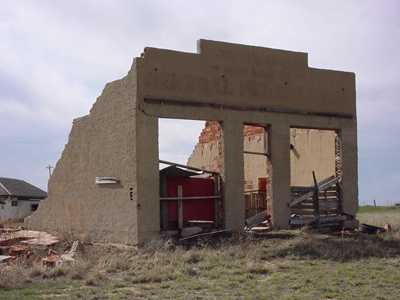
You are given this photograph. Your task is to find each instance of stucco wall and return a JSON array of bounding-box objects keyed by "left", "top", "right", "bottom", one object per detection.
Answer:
[
  {"left": 26, "top": 62, "right": 140, "bottom": 244},
  {"left": 142, "top": 40, "right": 356, "bottom": 117},
  {"left": 243, "top": 133, "right": 268, "bottom": 190},
  {"left": 290, "top": 128, "right": 336, "bottom": 186}
]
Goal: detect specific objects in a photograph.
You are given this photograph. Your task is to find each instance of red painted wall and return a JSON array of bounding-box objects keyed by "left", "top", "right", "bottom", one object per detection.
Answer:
[{"left": 166, "top": 176, "right": 215, "bottom": 224}]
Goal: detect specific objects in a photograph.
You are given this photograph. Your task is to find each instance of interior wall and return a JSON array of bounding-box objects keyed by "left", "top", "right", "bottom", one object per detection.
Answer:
[
  {"left": 243, "top": 130, "right": 268, "bottom": 191},
  {"left": 290, "top": 128, "right": 336, "bottom": 186}
]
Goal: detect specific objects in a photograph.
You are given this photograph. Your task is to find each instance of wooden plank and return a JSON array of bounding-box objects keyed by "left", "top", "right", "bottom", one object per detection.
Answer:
[
  {"left": 291, "top": 209, "right": 340, "bottom": 215},
  {"left": 312, "top": 171, "right": 320, "bottom": 225},
  {"left": 243, "top": 150, "right": 270, "bottom": 157},
  {"left": 160, "top": 195, "right": 222, "bottom": 201},
  {"left": 319, "top": 207, "right": 339, "bottom": 213},
  {"left": 290, "top": 192, "right": 315, "bottom": 207},
  {"left": 319, "top": 200, "right": 340, "bottom": 205},
  {"left": 177, "top": 185, "right": 183, "bottom": 230},
  {"left": 160, "top": 201, "right": 169, "bottom": 230},
  {"left": 318, "top": 194, "right": 338, "bottom": 198},
  {"left": 179, "top": 229, "right": 231, "bottom": 242},
  {"left": 290, "top": 175, "right": 340, "bottom": 207},
  {"left": 293, "top": 204, "right": 339, "bottom": 211},
  {"left": 290, "top": 209, "right": 316, "bottom": 215},
  {"left": 213, "top": 174, "right": 219, "bottom": 226},
  {"left": 159, "top": 159, "right": 219, "bottom": 175},
  {"left": 245, "top": 210, "right": 268, "bottom": 228}
]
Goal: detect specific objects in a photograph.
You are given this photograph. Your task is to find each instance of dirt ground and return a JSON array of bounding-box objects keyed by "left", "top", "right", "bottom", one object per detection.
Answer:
[{"left": 1, "top": 206, "right": 400, "bottom": 300}]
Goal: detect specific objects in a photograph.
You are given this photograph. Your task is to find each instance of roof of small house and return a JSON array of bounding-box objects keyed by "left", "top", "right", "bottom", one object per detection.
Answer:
[{"left": 0, "top": 177, "right": 47, "bottom": 199}]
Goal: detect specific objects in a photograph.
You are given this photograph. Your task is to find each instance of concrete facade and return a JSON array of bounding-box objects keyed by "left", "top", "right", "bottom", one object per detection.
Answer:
[{"left": 26, "top": 40, "right": 357, "bottom": 245}]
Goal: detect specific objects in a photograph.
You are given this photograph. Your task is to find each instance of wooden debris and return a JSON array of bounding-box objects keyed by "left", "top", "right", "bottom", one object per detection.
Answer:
[
  {"left": 19, "top": 231, "right": 59, "bottom": 246},
  {"left": 42, "top": 253, "right": 60, "bottom": 267},
  {"left": 9, "top": 244, "right": 29, "bottom": 256},
  {"left": 290, "top": 175, "right": 340, "bottom": 208},
  {"left": 249, "top": 226, "right": 270, "bottom": 232},
  {"left": 359, "top": 223, "right": 385, "bottom": 234},
  {"left": 245, "top": 210, "right": 269, "bottom": 228},
  {"left": 181, "top": 226, "right": 203, "bottom": 238},
  {"left": 0, "top": 255, "right": 12, "bottom": 263},
  {"left": 42, "top": 240, "right": 79, "bottom": 267},
  {"left": 59, "top": 240, "right": 79, "bottom": 264},
  {"left": 384, "top": 223, "right": 392, "bottom": 232},
  {"left": 179, "top": 229, "right": 231, "bottom": 242},
  {"left": 187, "top": 220, "right": 214, "bottom": 229}
]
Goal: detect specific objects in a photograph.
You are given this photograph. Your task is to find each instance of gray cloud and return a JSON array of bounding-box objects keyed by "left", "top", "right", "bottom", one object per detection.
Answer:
[{"left": 1, "top": 0, "right": 399, "bottom": 205}]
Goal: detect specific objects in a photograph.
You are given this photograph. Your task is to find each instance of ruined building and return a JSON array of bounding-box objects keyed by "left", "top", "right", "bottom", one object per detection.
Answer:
[
  {"left": 188, "top": 121, "right": 337, "bottom": 189},
  {"left": 26, "top": 40, "right": 358, "bottom": 245},
  {"left": 188, "top": 122, "right": 338, "bottom": 219}
]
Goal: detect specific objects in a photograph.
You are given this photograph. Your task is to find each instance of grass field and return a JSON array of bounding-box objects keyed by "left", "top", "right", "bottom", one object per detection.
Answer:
[
  {"left": 358, "top": 206, "right": 400, "bottom": 229},
  {"left": 1, "top": 206, "right": 400, "bottom": 300}
]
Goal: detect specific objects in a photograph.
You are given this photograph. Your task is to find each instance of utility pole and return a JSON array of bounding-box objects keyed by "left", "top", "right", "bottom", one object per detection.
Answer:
[{"left": 46, "top": 165, "right": 53, "bottom": 178}]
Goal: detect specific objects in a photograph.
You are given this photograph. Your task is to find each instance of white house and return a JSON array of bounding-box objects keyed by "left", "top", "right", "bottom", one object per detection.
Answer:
[{"left": 0, "top": 177, "right": 47, "bottom": 222}]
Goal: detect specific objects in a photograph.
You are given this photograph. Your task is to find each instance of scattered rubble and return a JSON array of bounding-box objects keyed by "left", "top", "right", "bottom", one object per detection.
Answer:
[
  {"left": 359, "top": 223, "right": 386, "bottom": 234},
  {"left": 179, "top": 229, "right": 232, "bottom": 245},
  {"left": 244, "top": 210, "right": 272, "bottom": 235},
  {"left": 0, "top": 255, "right": 12, "bottom": 263},
  {"left": 42, "top": 240, "right": 79, "bottom": 267},
  {"left": 0, "top": 226, "right": 71, "bottom": 268},
  {"left": 181, "top": 227, "right": 203, "bottom": 238}
]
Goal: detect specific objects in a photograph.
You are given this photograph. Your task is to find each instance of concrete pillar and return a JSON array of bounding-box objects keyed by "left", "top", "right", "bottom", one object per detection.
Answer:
[
  {"left": 135, "top": 112, "right": 160, "bottom": 244},
  {"left": 269, "top": 122, "right": 290, "bottom": 229},
  {"left": 340, "top": 124, "right": 358, "bottom": 215},
  {"left": 221, "top": 119, "right": 245, "bottom": 231}
]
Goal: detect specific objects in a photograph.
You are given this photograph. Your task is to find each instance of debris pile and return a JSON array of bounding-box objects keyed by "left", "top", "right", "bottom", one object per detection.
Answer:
[
  {"left": 245, "top": 210, "right": 272, "bottom": 235},
  {"left": 0, "top": 226, "right": 77, "bottom": 268}
]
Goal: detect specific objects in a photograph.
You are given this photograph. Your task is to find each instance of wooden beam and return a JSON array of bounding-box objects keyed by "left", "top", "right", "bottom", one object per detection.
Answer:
[
  {"left": 289, "top": 176, "right": 340, "bottom": 208},
  {"left": 312, "top": 171, "right": 320, "bottom": 223},
  {"left": 159, "top": 159, "right": 219, "bottom": 175},
  {"left": 160, "top": 195, "right": 222, "bottom": 201},
  {"left": 177, "top": 185, "right": 183, "bottom": 230},
  {"left": 243, "top": 151, "right": 270, "bottom": 157}
]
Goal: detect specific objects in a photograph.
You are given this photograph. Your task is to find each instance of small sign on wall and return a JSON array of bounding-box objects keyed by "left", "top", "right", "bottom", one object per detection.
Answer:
[{"left": 95, "top": 177, "right": 120, "bottom": 185}]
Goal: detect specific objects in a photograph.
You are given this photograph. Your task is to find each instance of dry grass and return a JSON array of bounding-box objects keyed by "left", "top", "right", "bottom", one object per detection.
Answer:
[
  {"left": 1, "top": 207, "right": 400, "bottom": 299},
  {"left": 358, "top": 206, "right": 400, "bottom": 229},
  {"left": 2, "top": 232, "right": 400, "bottom": 299}
]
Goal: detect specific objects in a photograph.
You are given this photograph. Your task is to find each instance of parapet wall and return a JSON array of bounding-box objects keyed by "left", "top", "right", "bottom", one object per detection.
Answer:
[{"left": 142, "top": 40, "right": 356, "bottom": 117}]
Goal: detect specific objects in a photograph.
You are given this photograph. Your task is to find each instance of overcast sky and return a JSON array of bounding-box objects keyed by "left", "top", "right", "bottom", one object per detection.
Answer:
[{"left": 1, "top": 1, "right": 399, "bottom": 205}]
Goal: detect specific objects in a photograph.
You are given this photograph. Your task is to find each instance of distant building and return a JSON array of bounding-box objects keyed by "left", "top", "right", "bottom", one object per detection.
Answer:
[{"left": 0, "top": 177, "right": 47, "bottom": 221}]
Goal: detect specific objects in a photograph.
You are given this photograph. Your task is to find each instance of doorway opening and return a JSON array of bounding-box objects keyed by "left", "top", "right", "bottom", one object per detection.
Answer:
[
  {"left": 242, "top": 124, "right": 271, "bottom": 222},
  {"left": 289, "top": 128, "right": 343, "bottom": 227},
  {"left": 158, "top": 119, "right": 224, "bottom": 236}
]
